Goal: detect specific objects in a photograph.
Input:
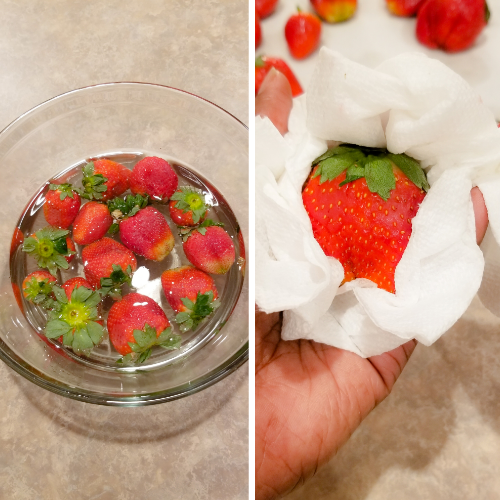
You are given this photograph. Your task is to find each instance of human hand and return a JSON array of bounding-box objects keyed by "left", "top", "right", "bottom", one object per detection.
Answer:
[{"left": 255, "top": 70, "right": 489, "bottom": 500}]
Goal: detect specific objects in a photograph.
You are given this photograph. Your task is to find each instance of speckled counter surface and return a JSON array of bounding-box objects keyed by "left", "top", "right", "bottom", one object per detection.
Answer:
[{"left": 0, "top": 1, "right": 248, "bottom": 499}]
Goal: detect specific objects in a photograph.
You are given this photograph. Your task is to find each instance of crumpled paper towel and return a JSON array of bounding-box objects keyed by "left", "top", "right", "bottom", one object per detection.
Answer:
[{"left": 256, "top": 48, "right": 500, "bottom": 357}]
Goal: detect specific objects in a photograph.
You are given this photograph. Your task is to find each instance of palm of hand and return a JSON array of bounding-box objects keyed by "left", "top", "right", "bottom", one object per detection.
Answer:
[{"left": 255, "top": 310, "right": 416, "bottom": 500}]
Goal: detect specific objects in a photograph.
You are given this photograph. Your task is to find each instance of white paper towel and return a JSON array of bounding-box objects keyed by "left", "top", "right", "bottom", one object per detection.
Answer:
[{"left": 256, "top": 48, "right": 500, "bottom": 357}]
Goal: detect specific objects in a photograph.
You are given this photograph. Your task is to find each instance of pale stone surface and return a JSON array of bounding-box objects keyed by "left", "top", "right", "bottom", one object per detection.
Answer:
[{"left": 0, "top": 1, "right": 248, "bottom": 499}]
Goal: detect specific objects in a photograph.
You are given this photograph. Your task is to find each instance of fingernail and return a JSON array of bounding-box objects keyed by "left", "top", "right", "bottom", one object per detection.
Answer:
[{"left": 258, "top": 67, "right": 280, "bottom": 95}]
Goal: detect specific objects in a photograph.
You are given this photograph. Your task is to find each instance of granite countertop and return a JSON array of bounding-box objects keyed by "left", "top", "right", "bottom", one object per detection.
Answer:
[{"left": 0, "top": 1, "right": 248, "bottom": 499}]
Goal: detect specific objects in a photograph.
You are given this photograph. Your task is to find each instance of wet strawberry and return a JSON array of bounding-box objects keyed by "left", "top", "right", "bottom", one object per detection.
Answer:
[
  {"left": 181, "top": 220, "right": 236, "bottom": 275},
  {"left": 161, "top": 266, "right": 220, "bottom": 332},
  {"left": 107, "top": 292, "right": 182, "bottom": 363},
  {"left": 256, "top": 0, "right": 278, "bottom": 18},
  {"left": 72, "top": 201, "right": 113, "bottom": 246},
  {"left": 22, "top": 227, "right": 76, "bottom": 276},
  {"left": 310, "top": 0, "right": 357, "bottom": 22},
  {"left": 129, "top": 156, "right": 178, "bottom": 202},
  {"left": 81, "top": 237, "right": 137, "bottom": 294},
  {"left": 169, "top": 187, "right": 209, "bottom": 227},
  {"left": 302, "top": 144, "right": 428, "bottom": 293},
  {"left": 10, "top": 228, "right": 24, "bottom": 259},
  {"left": 43, "top": 183, "right": 81, "bottom": 229},
  {"left": 62, "top": 277, "right": 94, "bottom": 296},
  {"left": 285, "top": 9, "right": 322, "bottom": 59},
  {"left": 78, "top": 159, "right": 130, "bottom": 201},
  {"left": 22, "top": 270, "right": 57, "bottom": 308},
  {"left": 255, "top": 56, "right": 303, "bottom": 97},
  {"left": 386, "top": 0, "right": 426, "bottom": 16},
  {"left": 416, "top": 0, "right": 490, "bottom": 52}
]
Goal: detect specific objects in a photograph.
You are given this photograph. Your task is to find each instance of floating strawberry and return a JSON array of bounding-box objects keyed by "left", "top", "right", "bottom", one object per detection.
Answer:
[
  {"left": 310, "top": 0, "right": 357, "bottom": 22},
  {"left": 161, "top": 266, "right": 220, "bottom": 332},
  {"left": 285, "top": 9, "right": 322, "bottom": 59},
  {"left": 108, "top": 194, "right": 175, "bottom": 261},
  {"left": 256, "top": 12, "right": 262, "bottom": 47},
  {"left": 256, "top": 0, "right": 278, "bottom": 18},
  {"left": 302, "top": 144, "right": 429, "bottom": 293},
  {"left": 62, "top": 276, "right": 94, "bottom": 295},
  {"left": 72, "top": 201, "right": 113, "bottom": 246},
  {"left": 416, "top": 0, "right": 489, "bottom": 52},
  {"left": 386, "top": 0, "right": 426, "bottom": 16},
  {"left": 181, "top": 220, "right": 236, "bottom": 275},
  {"left": 129, "top": 156, "right": 178, "bottom": 202},
  {"left": 78, "top": 159, "right": 130, "bottom": 201},
  {"left": 43, "top": 183, "right": 81, "bottom": 229},
  {"left": 81, "top": 237, "right": 137, "bottom": 295},
  {"left": 107, "top": 292, "right": 182, "bottom": 363},
  {"left": 255, "top": 56, "right": 303, "bottom": 97},
  {"left": 43, "top": 280, "right": 104, "bottom": 355},
  {"left": 169, "top": 187, "right": 209, "bottom": 227},
  {"left": 22, "top": 270, "right": 57, "bottom": 308},
  {"left": 22, "top": 227, "right": 76, "bottom": 276}
]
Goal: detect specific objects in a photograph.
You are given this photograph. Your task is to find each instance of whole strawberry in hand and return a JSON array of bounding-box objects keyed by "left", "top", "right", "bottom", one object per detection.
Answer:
[
  {"left": 255, "top": 56, "right": 303, "bottom": 97},
  {"left": 310, "top": 0, "right": 357, "bottom": 23},
  {"left": 386, "top": 0, "right": 426, "bottom": 16},
  {"left": 285, "top": 9, "right": 322, "bottom": 59},
  {"left": 302, "top": 144, "right": 429, "bottom": 294},
  {"left": 416, "top": 0, "right": 490, "bottom": 52},
  {"left": 169, "top": 186, "right": 209, "bottom": 227},
  {"left": 161, "top": 266, "right": 220, "bottom": 332},
  {"left": 107, "top": 292, "right": 182, "bottom": 364},
  {"left": 130, "top": 156, "right": 178, "bottom": 202},
  {"left": 43, "top": 183, "right": 81, "bottom": 229}
]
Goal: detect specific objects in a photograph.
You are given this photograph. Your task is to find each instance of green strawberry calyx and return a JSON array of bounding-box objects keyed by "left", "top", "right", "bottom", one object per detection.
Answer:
[
  {"left": 44, "top": 285, "right": 104, "bottom": 356},
  {"left": 23, "top": 275, "right": 57, "bottom": 309},
  {"left": 22, "top": 227, "right": 75, "bottom": 277},
  {"left": 256, "top": 55, "right": 266, "bottom": 68},
  {"left": 179, "top": 219, "right": 224, "bottom": 242},
  {"left": 107, "top": 194, "right": 149, "bottom": 229},
  {"left": 311, "top": 144, "right": 430, "bottom": 201},
  {"left": 170, "top": 186, "right": 209, "bottom": 224},
  {"left": 99, "top": 264, "right": 133, "bottom": 300},
  {"left": 49, "top": 183, "right": 76, "bottom": 201},
  {"left": 76, "top": 162, "right": 108, "bottom": 200},
  {"left": 175, "top": 291, "right": 220, "bottom": 333},
  {"left": 117, "top": 323, "right": 182, "bottom": 364}
]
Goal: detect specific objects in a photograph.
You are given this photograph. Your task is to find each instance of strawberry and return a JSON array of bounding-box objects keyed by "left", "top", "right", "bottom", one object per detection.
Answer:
[
  {"left": 285, "top": 9, "right": 322, "bottom": 59},
  {"left": 72, "top": 201, "right": 113, "bottom": 246},
  {"left": 10, "top": 227, "right": 24, "bottom": 258},
  {"left": 181, "top": 220, "right": 236, "bottom": 275},
  {"left": 310, "top": 0, "right": 357, "bottom": 23},
  {"left": 129, "top": 156, "right": 178, "bottom": 202},
  {"left": 386, "top": 0, "right": 426, "bottom": 16},
  {"left": 255, "top": 56, "right": 303, "bottom": 97},
  {"left": 256, "top": 0, "right": 278, "bottom": 18},
  {"left": 108, "top": 194, "right": 175, "bottom": 261},
  {"left": 62, "top": 277, "right": 94, "bottom": 296},
  {"left": 256, "top": 12, "right": 262, "bottom": 47},
  {"left": 107, "top": 292, "right": 182, "bottom": 363},
  {"left": 161, "top": 266, "right": 220, "bottom": 332},
  {"left": 78, "top": 159, "right": 130, "bottom": 201},
  {"left": 43, "top": 280, "right": 104, "bottom": 355},
  {"left": 22, "top": 270, "right": 57, "bottom": 308},
  {"left": 43, "top": 183, "right": 81, "bottom": 229},
  {"left": 169, "top": 187, "right": 209, "bottom": 227},
  {"left": 416, "top": 0, "right": 489, "bottom": 52},
  {"left": 81, "top": 237, "right": 137, "bottom": 295},
  {"left": 22, "top": 227, "right": 76, "bottom": 276},
  {"left": 302, "top": 144, "right": 429, "bottom": 293}
]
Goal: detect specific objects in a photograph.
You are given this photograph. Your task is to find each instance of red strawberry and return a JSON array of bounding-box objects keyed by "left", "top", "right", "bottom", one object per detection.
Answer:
[
  {"left": 256, "top": 0, "right": 278, "bottom": 18},
  {"left": 81, "top": 237, "right": 137, "bottom": 294},
  {"left": 22, "top": 270, "right": 57, "bottom": 307},
  {"left": 310, "top": 0, "right": 357, "bottom": 22},
  {"left": 72, "top": 201, "right": 113, "bottom": 246},
  {"left": 107, "top": 292, "right": 182, "bottom": 363},
  {"left": 416, "top": 0, "right": 489, "bottom": 52},
  {"left": 161, "top": 266, "right": 220, "bottom": 332},
  {"left": 62, "top": 277, "right": 94, "bottom": 297},
  {"left": 79, "top": 159, "right": 130, "bottom": 201},
  {"left": 182, "top": 220, "right": 236, "bottom": 275},
  {"left": 22, "top": 227, "right": 76, "bottom": 276},
  {"left": 169, "top": 187, "right": 209, "bottom": 227},
  {"left": 386, "top": 0, "right": 426, "bottom": 16},
  {"left": 10, "top": 228, "right": 24, "bottom": 259},
  {"left": 108, "top": 195, "right": 175, "bottom": 261},
  {"left": 302, "top": 145, "right": 428, "bottom": 293},
  {"left": 255, "top": 56, "right": 303, "bottom": 97},
  {"left": 256, "top": 13, "right": 262, "bottom": 47},
  {"left": 43, "top": 183, "right": 81, "bottom": 229},
  {"left": 285, "top": 9, "right": 322, "bottom": 59},
  {"left": 129, "top": 156, "right": 178, "bottom": 202}
]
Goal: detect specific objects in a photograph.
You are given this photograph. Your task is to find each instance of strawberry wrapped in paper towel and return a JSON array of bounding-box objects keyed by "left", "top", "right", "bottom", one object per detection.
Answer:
[{"left": 255, "top": 48, "right": 500, "bottom": 357}]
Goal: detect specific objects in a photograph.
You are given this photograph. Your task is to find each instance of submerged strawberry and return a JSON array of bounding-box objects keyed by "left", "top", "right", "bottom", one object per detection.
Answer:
[
  {"left": 22, "top": 227, "right": 76, "bottom": 276},
  {"left": 72, "top": 201, "right": 113, "bottom": 245},
  {"left": 310, "top": 0, "right": 357, "bottom": 23},
  {"left": 78, "top": 160, "right": 130, "bottom": 201},
  {"left": 43, "top": 183, "right": 81, "bottom": 229},
  {"left": 255, "top": 56, "right": 303, "bottom": 97},
  {"left": 161, "top": 266, "right": 220, "bottom": 332},
  {"left": 129, "top": 156, "right": 178, "bottom": 202},
  {"left": 285, "top": 9, "right": 322, "bottom": 59},
  {"left": 181, "top": 220, "right": 236, "bottom": 275},
  {"left": 302, "top": 144, "right": 428, "bottom": 293},
  {"left": 169, "top": 187, "right": 209, "bottom": 227},
  {"left": 22, "top": 270, "right": 57, "bottom": 308},
  {"left": 386, "top": 0, "right": 426, "bottom": 16},
  {"left": 107, "top": 292, "right": 182, "bottom": 363}
]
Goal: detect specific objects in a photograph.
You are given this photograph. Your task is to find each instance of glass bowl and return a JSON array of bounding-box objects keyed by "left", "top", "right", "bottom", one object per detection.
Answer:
[{"left": 0, "top": 83, "right": 248, "bottom": 406}]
